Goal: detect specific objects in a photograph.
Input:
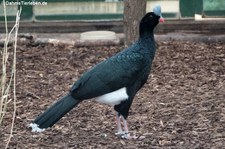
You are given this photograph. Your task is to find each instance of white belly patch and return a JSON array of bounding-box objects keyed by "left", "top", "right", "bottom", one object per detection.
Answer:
[{"left": 96, "top": 87, "right": 128, "bottom": 106}]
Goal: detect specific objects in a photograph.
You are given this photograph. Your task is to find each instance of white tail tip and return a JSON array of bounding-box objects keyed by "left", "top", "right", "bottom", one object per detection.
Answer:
[{"left": 29, "top": 123, "right": 46, "bottom": 132}]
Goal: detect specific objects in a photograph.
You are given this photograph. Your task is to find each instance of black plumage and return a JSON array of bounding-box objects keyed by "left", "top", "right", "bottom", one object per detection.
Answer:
[{"left": 30, "top": 6, "right": 164, "bottom": 139}]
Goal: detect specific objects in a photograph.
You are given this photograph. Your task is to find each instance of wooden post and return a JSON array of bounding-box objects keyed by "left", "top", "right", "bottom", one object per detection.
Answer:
[{"left": 123, "top": 0, "right": 147, "bottom": 47}]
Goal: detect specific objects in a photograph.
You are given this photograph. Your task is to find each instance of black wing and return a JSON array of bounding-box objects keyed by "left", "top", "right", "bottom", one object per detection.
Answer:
[{"left": 70, "top": 49, "right": 147, "bottom": 100}]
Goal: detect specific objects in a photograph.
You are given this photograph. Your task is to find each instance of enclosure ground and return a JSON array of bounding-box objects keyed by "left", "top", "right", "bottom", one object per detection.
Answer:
[{"left": 0, "top": 40, "right": 225, "bottom": 148}]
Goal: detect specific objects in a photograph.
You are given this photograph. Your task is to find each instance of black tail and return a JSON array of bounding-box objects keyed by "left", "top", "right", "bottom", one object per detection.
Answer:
[{"left": 33, "top": 93, "right": 80, "bottom": 129}]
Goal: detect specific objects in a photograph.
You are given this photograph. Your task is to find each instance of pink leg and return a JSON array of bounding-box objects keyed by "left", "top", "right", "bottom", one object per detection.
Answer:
[
  {"left": 115, "top": 112, "right": 125, "bottom": 136},
  {"left": 121, "top": 116, "right": 137, "bottom": 139},
  {"left": 122, "top": 116, "right": 129, "bottom": 134}
]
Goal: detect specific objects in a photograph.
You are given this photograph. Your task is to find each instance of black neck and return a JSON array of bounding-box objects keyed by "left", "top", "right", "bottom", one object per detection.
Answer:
[
  {"left": 138, "top": 31, "right": 154, "bottom": 46},
  {"left": 139, "top": 26, "right": 154, "bottom": 37},
  {"left": 138, "top": 31, "right": 156, "bottom": 59}
]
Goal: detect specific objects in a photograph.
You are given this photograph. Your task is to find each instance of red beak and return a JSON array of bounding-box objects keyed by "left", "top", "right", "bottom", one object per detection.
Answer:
[{"left": 159, "top": 17, "right": 165, "bottom": 23}]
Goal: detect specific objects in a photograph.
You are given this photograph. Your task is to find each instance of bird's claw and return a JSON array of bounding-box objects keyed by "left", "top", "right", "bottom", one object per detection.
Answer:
[
  {"left": 115, "top": 131, "right": 125, "bottom": 136},
  {"left": 121, "top": 133, "right": 138, "bottom": 140}
]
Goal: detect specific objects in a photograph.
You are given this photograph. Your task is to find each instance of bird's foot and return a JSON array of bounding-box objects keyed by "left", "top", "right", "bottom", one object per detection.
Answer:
[
  {"left": 121, "top": 133, "right": 138, "bottom": 140},
  {"left": 115, "top": 131, "right": 125, "bottom": 136}
]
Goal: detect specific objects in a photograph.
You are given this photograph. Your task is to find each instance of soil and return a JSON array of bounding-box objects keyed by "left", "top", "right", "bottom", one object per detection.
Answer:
[{"left": 0, "top": 40, "right": 225, "bottom": 149}]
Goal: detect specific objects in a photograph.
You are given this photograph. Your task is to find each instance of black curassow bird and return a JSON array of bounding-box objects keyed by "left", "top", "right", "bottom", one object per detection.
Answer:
[{"left": 29, "top": 5, "right": 164, "bottom": 139}]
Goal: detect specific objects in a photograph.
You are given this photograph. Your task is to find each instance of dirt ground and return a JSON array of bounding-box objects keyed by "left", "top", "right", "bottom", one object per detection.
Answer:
[{"left": 0, "top": 39, "right": 225, "bottom": 148}]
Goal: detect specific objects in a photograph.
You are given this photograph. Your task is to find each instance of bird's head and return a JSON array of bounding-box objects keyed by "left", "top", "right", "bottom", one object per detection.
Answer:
[
  {"left": 139, "top": 5, "right": 164, "bottom": 35},
  {"left": 153, "top": 5, "right": 165, "bottom": 23}
]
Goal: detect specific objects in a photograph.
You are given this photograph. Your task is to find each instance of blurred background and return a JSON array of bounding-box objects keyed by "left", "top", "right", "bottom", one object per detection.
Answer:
[
  {"left": 1, "top": 0, "right": 225, "bottom": 20},
  {"left": 0, "top": 0, "right": 225, "bottom": 34}
]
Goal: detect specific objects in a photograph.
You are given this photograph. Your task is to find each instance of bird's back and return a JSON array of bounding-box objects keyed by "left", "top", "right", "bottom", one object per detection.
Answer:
[{"left": 70, "top": 42, "right": 154, "bottom": 100}]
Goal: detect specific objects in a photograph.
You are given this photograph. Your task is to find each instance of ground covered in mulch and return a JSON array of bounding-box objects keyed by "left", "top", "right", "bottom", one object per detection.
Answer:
[{"left": 0, "top": 40, "right": 225, "bottom": 148}]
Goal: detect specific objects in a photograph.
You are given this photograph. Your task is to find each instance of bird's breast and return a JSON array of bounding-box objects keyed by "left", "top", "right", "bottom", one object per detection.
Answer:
[{"left": 95, "top": 87, "right": 128, "bottom": 106}]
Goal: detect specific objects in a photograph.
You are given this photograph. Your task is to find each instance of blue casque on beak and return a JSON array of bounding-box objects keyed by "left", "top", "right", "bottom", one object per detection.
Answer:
[{"left": 153, "top": 5, "right": 165, "bottom": 22}]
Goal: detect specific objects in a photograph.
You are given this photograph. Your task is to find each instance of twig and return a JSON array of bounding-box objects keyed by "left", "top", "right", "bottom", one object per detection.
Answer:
[
  {"left": 26, "top": 91, "right": 41, "bottom": 99},
  {"left": 0, "top": 0, "right": 9, "bottom": 126},
  {"left": 3, "top": 4, "right": 22, "bottom": 149}
]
